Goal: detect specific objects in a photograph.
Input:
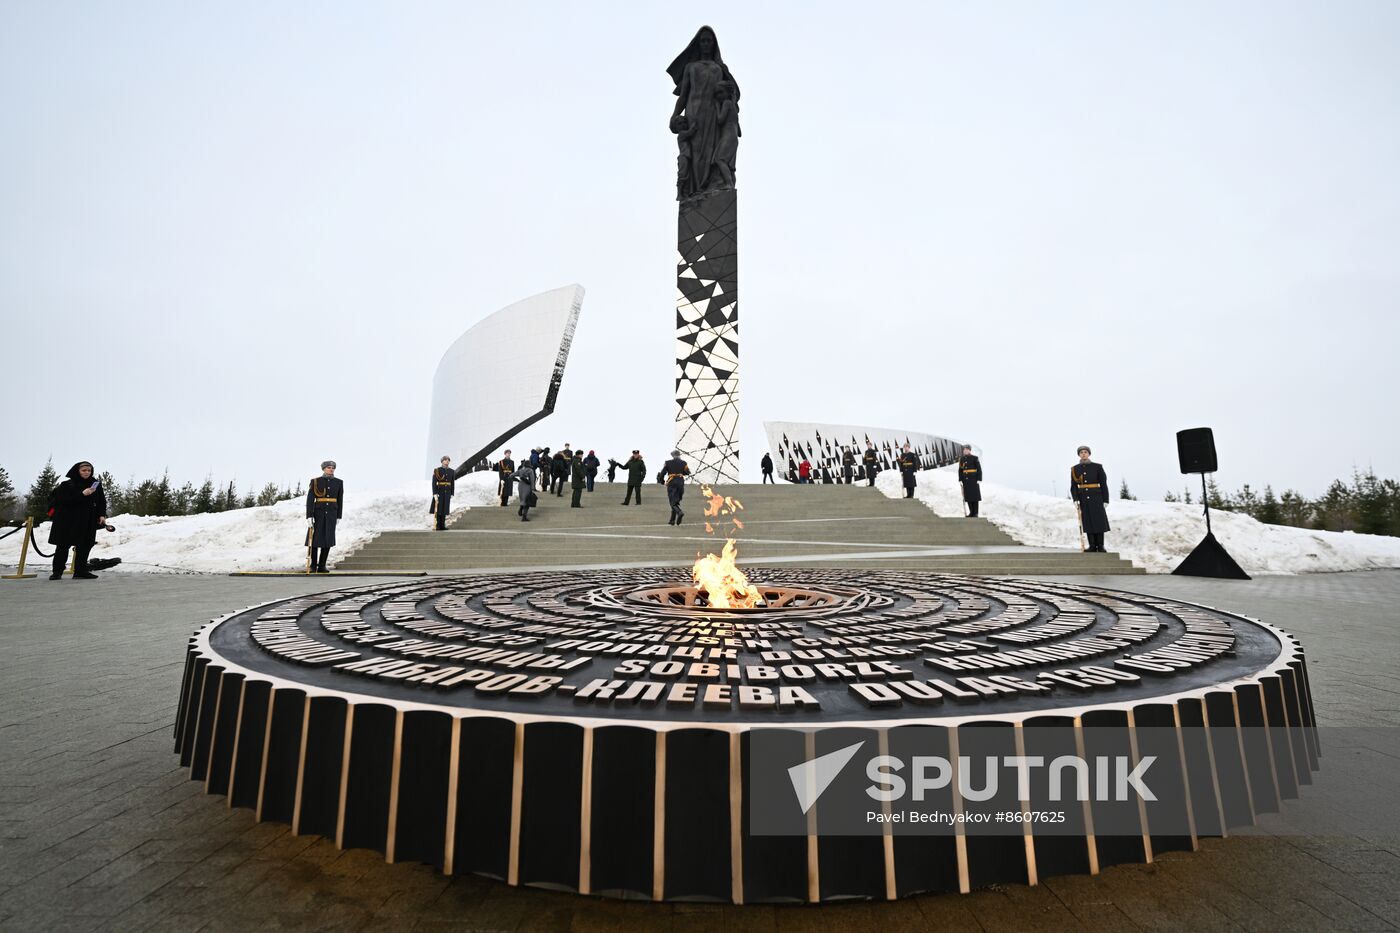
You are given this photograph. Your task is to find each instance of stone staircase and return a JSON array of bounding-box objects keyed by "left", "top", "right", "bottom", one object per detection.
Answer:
[{"left": 336, "top": 482, "right": 1143, "bottom": 575}]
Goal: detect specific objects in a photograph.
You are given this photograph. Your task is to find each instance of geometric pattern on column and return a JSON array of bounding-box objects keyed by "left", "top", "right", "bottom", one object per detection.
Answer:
[{"left": 676, "top": 189, "right": 739, "bottom": 484}]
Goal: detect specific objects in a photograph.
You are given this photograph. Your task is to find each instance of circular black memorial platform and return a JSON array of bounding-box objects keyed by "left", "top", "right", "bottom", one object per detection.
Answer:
[{"left": 174, "top": 569, "right": 1318, "bottom": 902}]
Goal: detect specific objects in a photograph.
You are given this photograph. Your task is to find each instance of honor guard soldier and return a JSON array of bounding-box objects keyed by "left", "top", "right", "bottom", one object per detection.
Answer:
[
  {"left": 957, "top": 445, "right": 982, "bottom": 517},
  {"left": 306, "top": 460, "right": 344, "bottom": 572},
  {"left": 897, "top": 444, "right": 920, "bottom": 498},
  {"left": 663, "top": 450, "right": 690, "bottom": 525},
  {"left": 432, "top": 456, "right": 456, "bottom": 530},
  {"left": 623, "top": 450, "right": 647, "bottom": 504},
  {"left": 1071, "top": 445, "right": 1111, "bottom": 552},
  {"left": 862, "top": 444, "right": 879, "bottom": 485},
  {"left": 496, "top": 450, "right": 515, "bottom": 507},
  {"left": 841, "top": 447, "right": 856, "bottom": 484},
  {"left": 570, "top": 455, "right": 587, "bottom": 508}
]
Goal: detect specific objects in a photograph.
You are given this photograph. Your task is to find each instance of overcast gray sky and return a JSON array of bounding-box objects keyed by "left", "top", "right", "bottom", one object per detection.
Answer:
[{"left": 3, "top": 1, "right": 1396, "bottom": 502}]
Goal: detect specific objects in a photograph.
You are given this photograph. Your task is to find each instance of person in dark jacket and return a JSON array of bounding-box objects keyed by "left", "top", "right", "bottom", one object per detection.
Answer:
[
  {"left": 663, "top": 450, "right": 690, "bottom": 525},
  {"left": 495, "top": 451, "right": 514, "bottom": 507},
  {"left": 431, "top": 456, "right": 456, "bottom": 530},
  {"left": 48, "top": 461, "right": 108, "bottom": 579},
  {"left": 550, "top": 450, "right": 567, "bottom": 496},
  {"left": 957, "top": 445, "right": 982, "bottom": 517},
  {"left": 898, "top": 445, "right": 920, "bottom": 498},
  {"left": 760, "top": 452, "right": 774, "bottom": 483},
  {"left": 606, "top": 458, "right": 621, "bottom": 483},
  {"left": 841, "top": 447, "right": 856, "bottom": 484},
  {"left": 1071, "top": 446, "right": 1111, "bottom": 552},
  {"left": 583, "top": 450, "right": 600, "bottom": 492},
  {"left": 305, "top": 461, "right": 344, "bottom": 572},
  {"left": 570, "top": 456, "right": 587, "bottom": 507},
  {"left": 863, "top": 444, "right": 879, "bottom": 486},
  {"left": 623, "top": 451, "right": 647, "bottom": 505},
  {"left": 537, "top": 448, "right": 550, "bottom": 490},
  {"left": 515, "top": 462, "right": 537, "bottom": 522}
]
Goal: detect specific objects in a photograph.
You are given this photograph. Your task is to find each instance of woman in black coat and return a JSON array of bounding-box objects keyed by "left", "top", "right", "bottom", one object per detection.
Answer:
[{"left": 49, "top": 461, "right": 108, "bottom": 579}]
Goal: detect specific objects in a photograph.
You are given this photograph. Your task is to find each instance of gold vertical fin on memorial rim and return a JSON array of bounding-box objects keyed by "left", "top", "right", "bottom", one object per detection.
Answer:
[
  {"left": 335, "top": 704, "right": 355, "bottom": 849},
  {"left": 385, "top": 710, "right": 405, "bottom": 864},
  {"left": 1073, "top": 717, "right": 1099, "bottom": 875},
  {"left": 1256, "top": 685, "right": 1284, "bottom": 813},
  {"left": 508, "top": 722, "right": 525, "bottom": 887},
  {"left": 1286, "top": 666, "right": 1315, "bottom": 769},
  {"left": 225, "top": 680, "right": 249, "bottom": 804},
  {"left": 578, "top": 726, "right": 594, "bottom": 896},
  {"left": 1272, "top": 675, "right": 1305, "bottom": 788},
  {"left": 1171, "top": 703, "right": 1200, "bottom": 850},
  {"left": 878, "top": 729, "right": 897, "bottom": 901},
  {"left": 948, "top": 728, "right": 970, "bottom": 895},
  {"left": 202, "top": 671, "right": 226, "bottom": 790},
  {"left": 804, "top": 731, "right": 820, "bottom": 903},
  {"left": 255, "top": 688, "right": 277, "bottom": 823},
  {"left": 1125, "top": 711, "right": 1154, "bottom": 863},
  {"left": 291, "top": 696, "right": 312, "bottom": 835},
  {"left": 1199, "top": 700, "right": 1229, "bottom": 838},
  {"left": 185, "top": 662, "right": 210, "bottom": 765},
  {"left": 1229, "top": 692, "right": 1258, "bottom": 824},
  {"left": 729, "top": 731, "right": 744, "bottom": 905},
  {"left": 178, "top": 651, "right": 201, "bottom": 749},
  {"left": 443, "top": 717, "right": 462, "bottom": 875},
  {"left": 652, "top": 730, "right": 666, "bottom": 902},
  {"left": 1013, "top": 723, "right": 1039, "bottom": 887}
]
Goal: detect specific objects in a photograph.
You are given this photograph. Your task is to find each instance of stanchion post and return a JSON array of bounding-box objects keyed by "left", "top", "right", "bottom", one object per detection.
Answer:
[{"left": 2, "top": 518, "right": 39, "bottom": 580}]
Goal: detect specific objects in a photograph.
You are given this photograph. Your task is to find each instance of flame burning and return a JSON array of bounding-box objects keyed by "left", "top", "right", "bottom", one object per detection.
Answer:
[{"left": 691, "top": 485, "right": 763, "bottom": 608}]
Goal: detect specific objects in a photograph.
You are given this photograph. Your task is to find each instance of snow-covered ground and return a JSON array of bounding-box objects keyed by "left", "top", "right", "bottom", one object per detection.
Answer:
[
  {"left": 0, "top": 473, "right": 500, "bottom": 574},
  {"left": 877, "top": 467, "right": 1400, "bottom": 574}
]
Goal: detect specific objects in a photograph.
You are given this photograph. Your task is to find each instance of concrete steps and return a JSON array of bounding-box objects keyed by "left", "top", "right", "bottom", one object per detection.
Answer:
[{"left": 337, "top": 482, "right": 1143, "bottom": 575}]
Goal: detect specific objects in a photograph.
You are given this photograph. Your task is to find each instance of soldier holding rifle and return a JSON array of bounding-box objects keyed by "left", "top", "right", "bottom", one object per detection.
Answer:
[{"left": 1070, "top": 445, "right": 1110, "bottom": 552}]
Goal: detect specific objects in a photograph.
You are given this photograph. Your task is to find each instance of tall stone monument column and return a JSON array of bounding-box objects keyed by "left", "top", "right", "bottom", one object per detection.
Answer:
[{"left": 669, "top": 26, "right": 741, "bottom": 484}]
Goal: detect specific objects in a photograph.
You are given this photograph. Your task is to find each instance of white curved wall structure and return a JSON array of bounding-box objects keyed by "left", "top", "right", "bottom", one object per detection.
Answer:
[
  {"left": 426, "top": 285, "right": 584, "bottom": 474},
  {"left": 763, "top": 421, "right": 975, "bottom": 484}
]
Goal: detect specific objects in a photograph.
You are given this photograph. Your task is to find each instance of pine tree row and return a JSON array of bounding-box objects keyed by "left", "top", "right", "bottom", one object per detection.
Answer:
[
  {"left": 0, "top": 461, "right": 303, "bottom": 522},
  {"left": 1163, "top": 469, "right": 1400, "bottom": 536}
]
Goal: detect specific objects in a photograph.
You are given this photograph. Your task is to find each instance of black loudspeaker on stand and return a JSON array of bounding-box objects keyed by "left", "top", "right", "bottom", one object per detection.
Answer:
[{"left": 1172, "top": 427, "right": 1250, "bottom": 580}]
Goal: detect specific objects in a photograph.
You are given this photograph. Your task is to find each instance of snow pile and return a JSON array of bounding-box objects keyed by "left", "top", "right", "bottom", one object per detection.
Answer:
[
  {"left": 877, "top": 467, "right": 1400, "bottom": 575},
  {"left": 0, "top": 473, "right": 500, "bottom": 574}
]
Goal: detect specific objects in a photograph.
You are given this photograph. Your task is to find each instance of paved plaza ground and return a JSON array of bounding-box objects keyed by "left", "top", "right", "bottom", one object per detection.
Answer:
[{"left": 2, "top": 570, "right": 1399, "bottom": 931}]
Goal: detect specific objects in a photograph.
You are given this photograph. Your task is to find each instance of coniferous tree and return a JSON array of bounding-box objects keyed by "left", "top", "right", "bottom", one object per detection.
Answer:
[
  {"left": 241, "top": 492, "right": 256, "bottom": 509},
  {"left": 25, "top": 460, "right": 60, "bottom": 521},
  {"left": 1232, "top": 484, "right": 1260, "bottom": 518},
  {"left": 256, "top": 482, "right": 281, "bottom": 507},
  {"left": 1205, "top": 478, "right": 1226, "bottom": 510},
  {"left": 1353, "top": 469, "right": 1390, "bottom": 536},
  {"left": 193, "top": 477, "right": 215, "bottom": 513},
  {"left": 1184, "top": 486, "right": 1194, "bottom": 505},
  {"left": 127, "top": 479, "right": 159, "bottom": 516},
  {"left": 1118, "top": 480, "right": 1135, "bottom": 501},
  {"left": 0, "top": 466, "right": 17, "bottom": 520},
  {"left": 218, "top": 481, "right": 238, "bottom": 512},
  {"left": 151, "top": 472, "right": 174, "bottom": 516},
  {"left": 97, "top": 471, "right": 124, "bottom": 516},
  {"left": 1279, "top": 489, "right": 1311, "bottom": 528},
  {"left": 1164, "top": 489, "right": 1179, "bottom": 503},
  {"left": 173, "top": 481, "right": 196, "bottom": 516},
  {"left": 1314, "top": 479, "right": 1352, "bottom": 531},
  {"left": 1257, "top": 485, "right": 1282, "bottom": 525}
]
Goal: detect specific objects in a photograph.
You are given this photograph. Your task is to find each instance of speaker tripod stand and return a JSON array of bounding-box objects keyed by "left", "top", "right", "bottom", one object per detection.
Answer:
[{"left": 1172, "top": 471, "right": 1250, "bottom": 580}]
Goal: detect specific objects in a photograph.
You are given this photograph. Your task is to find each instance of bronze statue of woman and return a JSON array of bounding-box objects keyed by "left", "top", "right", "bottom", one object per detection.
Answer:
[{"left": 667, "top": 26, "right": 740, "bottom": 200}]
